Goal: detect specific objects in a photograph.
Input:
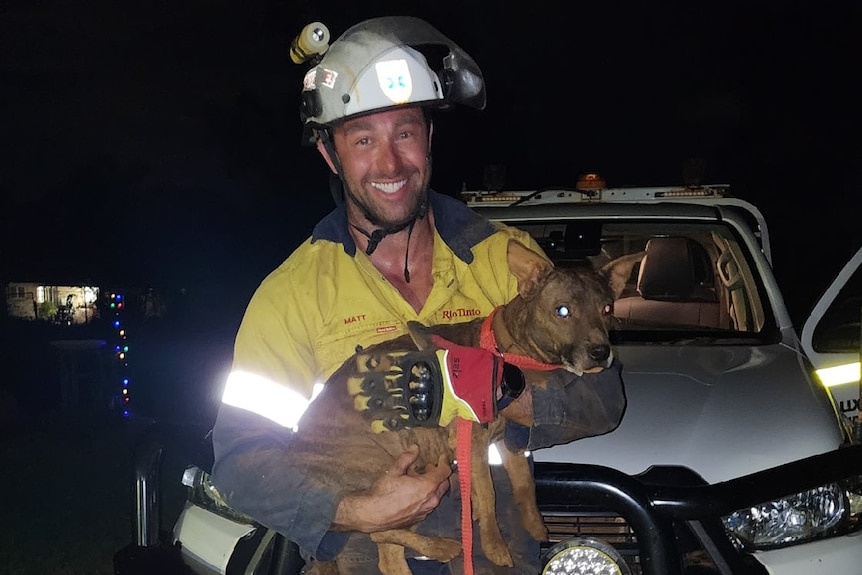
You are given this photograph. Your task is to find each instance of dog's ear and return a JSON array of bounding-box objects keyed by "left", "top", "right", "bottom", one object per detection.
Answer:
[
  {"left": 601, "top": 251, "right": 646, "bottom": 299},
  {"left": 507, "top": 239, "right": 554, "bottom": 298},
  {"left": 405, "top": 321, "right": 435, "bottom": 350}
]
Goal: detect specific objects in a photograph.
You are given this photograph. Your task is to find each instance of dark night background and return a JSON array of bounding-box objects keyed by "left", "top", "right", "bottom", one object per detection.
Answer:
[
  {"left": 2, "top": 1, "right": 860, "bottom": 326},
  {"left": 0, "top": 2, "right": 860, "bottom": 573}
]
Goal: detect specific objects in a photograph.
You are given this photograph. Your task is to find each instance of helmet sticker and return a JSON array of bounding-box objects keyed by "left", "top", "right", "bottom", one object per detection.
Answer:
[
  {"left": 375, "top": 59, "right": 413, "bottom": 104},
  {"left": 302, "top": 69, "right": 317, "bottom": 90},
  {"left": 320, "top": 68, "right": 338, "bottom": 89}
]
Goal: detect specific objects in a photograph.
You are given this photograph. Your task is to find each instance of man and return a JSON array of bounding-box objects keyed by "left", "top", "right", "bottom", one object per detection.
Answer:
[{"left": 211, "top": 16, "right": 626, "bottom": 574}]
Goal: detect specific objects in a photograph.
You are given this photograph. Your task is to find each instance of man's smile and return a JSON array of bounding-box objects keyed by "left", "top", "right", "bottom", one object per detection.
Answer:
[{"left": 370, "top": 179, "right": 408, "bottom": 194}]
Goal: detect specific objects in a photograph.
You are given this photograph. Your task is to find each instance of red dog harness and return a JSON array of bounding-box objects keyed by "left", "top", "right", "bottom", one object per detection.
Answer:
[{"left": 479, "top": 306, "right": 559, "bottom": 371}]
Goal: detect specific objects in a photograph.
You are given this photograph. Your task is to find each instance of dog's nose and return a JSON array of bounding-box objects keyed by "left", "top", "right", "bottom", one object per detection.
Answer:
[{"left": 588, "top": 344, "right": 611, "bottom": 362}]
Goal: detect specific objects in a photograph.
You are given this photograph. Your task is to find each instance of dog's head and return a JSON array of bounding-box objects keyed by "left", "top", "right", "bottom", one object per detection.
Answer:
[{"left": 504, "top": 240, "right": 643, "bottom": 376}]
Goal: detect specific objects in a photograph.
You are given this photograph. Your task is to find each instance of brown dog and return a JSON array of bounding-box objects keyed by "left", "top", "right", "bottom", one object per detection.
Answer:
[{"left": 293, "top": 240, "right": 640, "bottom": 575}]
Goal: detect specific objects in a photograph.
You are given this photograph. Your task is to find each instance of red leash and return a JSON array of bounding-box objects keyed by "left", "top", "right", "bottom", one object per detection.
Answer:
[
  {"left": 456, "top": 417, "right": 474, "bottom": 575},
  {"left": 456, "top": 308, "right": 560, "bottom": 575}
]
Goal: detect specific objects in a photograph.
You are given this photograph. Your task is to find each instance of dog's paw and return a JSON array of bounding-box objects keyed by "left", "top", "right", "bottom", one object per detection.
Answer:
[
  {"left": 426, "top": 537, "right": 462, "bottom": 562},
  {"left": 519, "top": 507, "right": 550, "bottom": 541},
  {"left": 526, "top": 521, "right": 549, "bottom": 542},
  {"left": 480, "top": 539, "right": 513, "bottom": 567}
]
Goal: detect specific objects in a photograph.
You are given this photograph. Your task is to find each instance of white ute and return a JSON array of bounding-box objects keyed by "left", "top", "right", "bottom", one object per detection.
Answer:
[
  {"left": 115, "top": 175, "right": 862, "bottom": 575},
  {"left": 465, "top": 176, "right": 862, "bottom": 575}
]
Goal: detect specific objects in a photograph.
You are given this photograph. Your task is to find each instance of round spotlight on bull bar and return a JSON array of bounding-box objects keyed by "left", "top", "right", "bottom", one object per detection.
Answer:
[{"left": 541, "top": 537, "right": 631, "bottom": 575}]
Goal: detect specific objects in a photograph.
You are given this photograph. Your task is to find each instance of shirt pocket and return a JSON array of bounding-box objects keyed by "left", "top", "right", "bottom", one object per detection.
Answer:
[{"left": 314, "top": 316, "right": 408, "bottom": 379}]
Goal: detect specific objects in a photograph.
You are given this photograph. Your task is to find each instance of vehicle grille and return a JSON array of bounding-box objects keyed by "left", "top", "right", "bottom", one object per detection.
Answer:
[{"left": 542, "top": 510, "right": 641, "bottom": 575}]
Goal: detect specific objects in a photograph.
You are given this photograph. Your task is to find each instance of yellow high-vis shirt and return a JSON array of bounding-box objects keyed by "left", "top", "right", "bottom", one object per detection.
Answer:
[{"left": 222, "top": 192, "right": 545, "bottom": 428}]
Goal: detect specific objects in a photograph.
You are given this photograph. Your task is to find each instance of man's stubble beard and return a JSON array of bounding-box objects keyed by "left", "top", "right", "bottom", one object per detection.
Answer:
[{"left": 345, "top": 164, "right": 432, "bottom": 231}]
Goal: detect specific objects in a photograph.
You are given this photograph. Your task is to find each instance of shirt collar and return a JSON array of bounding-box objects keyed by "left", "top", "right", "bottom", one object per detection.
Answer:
[{"left": 310, "top": 190, "right": 496, "bottom": 264}]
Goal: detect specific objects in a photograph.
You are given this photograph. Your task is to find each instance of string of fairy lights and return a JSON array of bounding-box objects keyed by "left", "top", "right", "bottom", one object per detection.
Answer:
[{"left": 109, "top": 292, "right": 132, "bottom": 417}]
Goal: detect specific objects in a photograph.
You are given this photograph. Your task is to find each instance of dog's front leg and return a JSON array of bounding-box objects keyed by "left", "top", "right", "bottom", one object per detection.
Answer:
[
  {"left": 371, "top": 529, "right": 461, "bottom": 562},
  {"left": 373, "top": 541, "right": 412, "bottom": 575},
  {"left": 469, "top": 424, "right": 513, "bottom": 567},
  {"left": 499, "top": 444, "right": 548, "bottom": 541}
]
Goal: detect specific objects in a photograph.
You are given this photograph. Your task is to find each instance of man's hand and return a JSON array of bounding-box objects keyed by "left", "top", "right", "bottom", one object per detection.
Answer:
[{"left": 331, "top": 445, "right": 451, "bottom": 533}]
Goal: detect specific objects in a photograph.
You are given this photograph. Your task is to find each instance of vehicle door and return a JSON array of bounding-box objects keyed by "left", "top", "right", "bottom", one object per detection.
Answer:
[{"left": 802, "top": 244, "right": 862, "bottom": 420}]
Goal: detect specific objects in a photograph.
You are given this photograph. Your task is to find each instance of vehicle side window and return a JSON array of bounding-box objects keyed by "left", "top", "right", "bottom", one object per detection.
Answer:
[{"left": 812, "top": 266, "right": 862, "bottom": 353}]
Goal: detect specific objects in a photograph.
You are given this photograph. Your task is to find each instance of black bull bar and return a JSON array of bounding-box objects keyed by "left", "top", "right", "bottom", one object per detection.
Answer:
[{"left": 121, "top": 422, "right": 862, "bottom": 575}]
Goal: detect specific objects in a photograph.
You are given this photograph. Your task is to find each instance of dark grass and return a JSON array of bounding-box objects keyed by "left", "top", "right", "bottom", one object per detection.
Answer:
[
  {"left": 0, "top": 414, "right": 150, "bottom": 575},
  {"left": 1, "top": 314, "right": 235, "bottom": 575}
]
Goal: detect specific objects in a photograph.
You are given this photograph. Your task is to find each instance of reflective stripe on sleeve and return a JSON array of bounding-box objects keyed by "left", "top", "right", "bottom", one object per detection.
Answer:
[{"left": 222, "top": 370, "right": 321, "bottom": 430}]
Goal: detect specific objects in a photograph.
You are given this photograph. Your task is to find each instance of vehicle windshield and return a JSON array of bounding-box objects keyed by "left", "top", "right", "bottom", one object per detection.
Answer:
[{"left": 502, "top": 219, "right": 777, "bottom": 344}]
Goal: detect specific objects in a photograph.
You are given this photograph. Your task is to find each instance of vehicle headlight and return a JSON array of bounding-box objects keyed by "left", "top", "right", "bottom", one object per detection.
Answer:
[
  {"left": 722, "top": 477, "right": 862, "bottom": 550},
  {"left": 542, "top": 537, "right": 632, "bottom": 575}
]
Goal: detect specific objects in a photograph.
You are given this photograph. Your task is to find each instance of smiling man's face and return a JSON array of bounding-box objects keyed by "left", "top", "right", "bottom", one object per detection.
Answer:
[{"left": 323, "top": 106, "right": 432, "bottom": 229}]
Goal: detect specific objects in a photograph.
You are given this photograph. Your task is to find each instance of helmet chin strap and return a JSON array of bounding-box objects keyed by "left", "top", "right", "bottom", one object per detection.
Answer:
[
  {"left": 317, "top": 128, "right": 429, "bottom": 283},
  {"left": 350, "top": 201, "right": 426, "bottom": 253},
  {"left": 350, "top": 200, "right": 427, "bottom": 283}
]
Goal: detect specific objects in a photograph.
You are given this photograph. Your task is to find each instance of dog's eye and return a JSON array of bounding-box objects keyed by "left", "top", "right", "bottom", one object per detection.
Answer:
[
  {"left": 556, "top": 305, "right": 571, "bottom": 318},
  {"left": 603, "top": 303, "right": 614, "bottom": 315}
]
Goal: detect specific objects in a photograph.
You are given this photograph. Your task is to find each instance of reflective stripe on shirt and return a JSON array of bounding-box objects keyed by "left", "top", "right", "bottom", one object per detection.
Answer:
[
  {"left": 223, "top": 369, "right": 521, "bottom": 464},
  {"left": 222, "top": 370, "right": 323, "bottom": 430}
]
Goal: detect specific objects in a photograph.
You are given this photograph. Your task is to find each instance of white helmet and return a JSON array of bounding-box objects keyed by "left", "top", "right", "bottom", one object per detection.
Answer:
[{"left": 299, "top": 16, "right": 485, "bottom": 140}]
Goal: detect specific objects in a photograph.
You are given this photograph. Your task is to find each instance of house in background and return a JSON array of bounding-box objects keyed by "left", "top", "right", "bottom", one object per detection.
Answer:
[
  {"left": 3, "top": 281, "right": 116, "bottom": 416},
  {"left": 4, "top": 281, "right": 101, "bottom": 324}
]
